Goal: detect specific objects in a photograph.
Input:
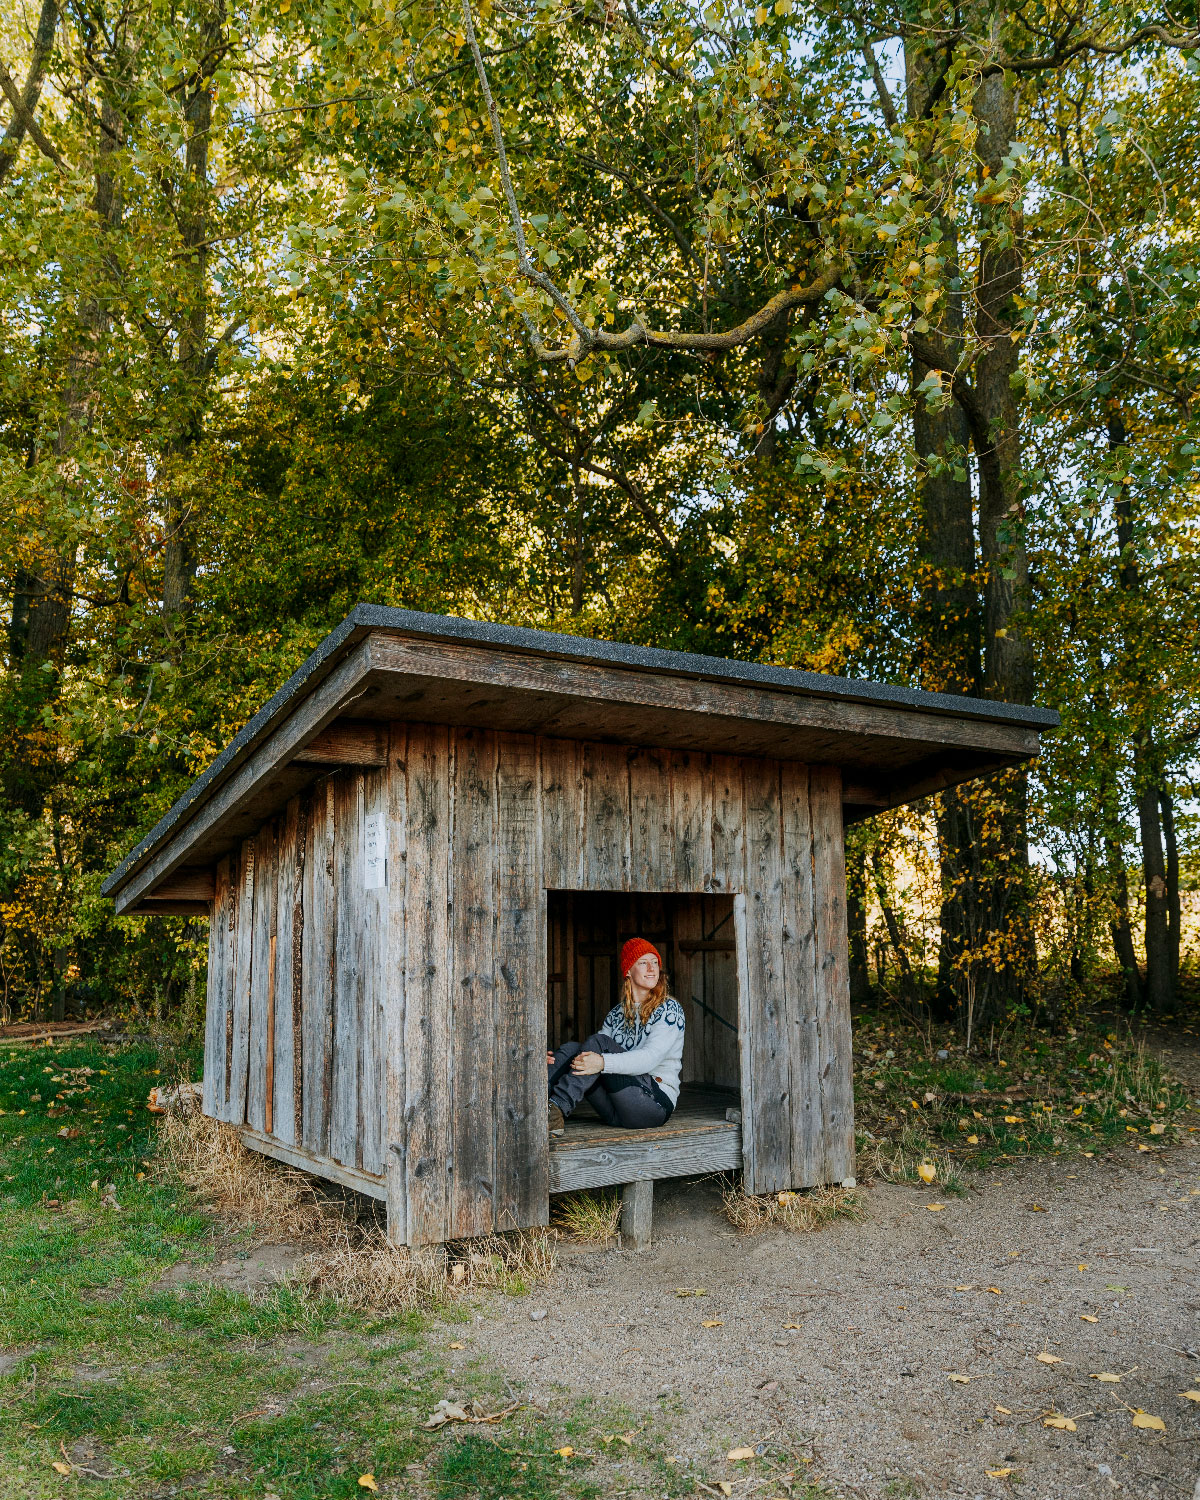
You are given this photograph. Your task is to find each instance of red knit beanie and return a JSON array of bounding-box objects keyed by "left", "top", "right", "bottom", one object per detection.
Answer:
[{"left": 619, "top": 938, "right": 661, "bottom": 978}]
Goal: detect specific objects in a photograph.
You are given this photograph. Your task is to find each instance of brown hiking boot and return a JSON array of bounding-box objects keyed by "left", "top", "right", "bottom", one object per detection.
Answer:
[{"left": 548, "top": 1103, "right": 566, "bottom": 1138}]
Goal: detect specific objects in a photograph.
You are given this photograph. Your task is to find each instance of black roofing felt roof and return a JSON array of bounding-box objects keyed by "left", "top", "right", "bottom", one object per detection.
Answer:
[{"left": 102, "top": 604, "right": 1059, "bottom": 898}]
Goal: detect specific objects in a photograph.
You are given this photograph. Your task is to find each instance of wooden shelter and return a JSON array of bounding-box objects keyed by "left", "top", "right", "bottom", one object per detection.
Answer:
[{"left": 103, "top": 606, "right": 1056, "bottom": 1248}]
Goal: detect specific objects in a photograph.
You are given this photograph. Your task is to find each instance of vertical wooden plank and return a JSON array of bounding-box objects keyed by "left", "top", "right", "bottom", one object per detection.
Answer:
[
  {"left": 359, "top": 765, "right": 388, "bottom": 1177},
  {"left": 710, "top": 754, "right": 744, "bottom": 896},
  {"left": 629, "top": 747, "right": 675, "bottom": 891},
  {"left": 810, "top": 765, "right": 855, "bottom": 1184},
  {"left": 403, "top": 724, "right": 454, "bottom": 1245},
  {"left": 496, "top": 732, "right": 548, "bottom": 1232},
  {"left": 247, "top": 821, "right": 276, "bottom": 1134},
  {"left": 384, "top": 723, "right": 409, "bottom": 1245},
  {"left": 541, "top": 736, "right": 583, "bottom": 891},
  {"left": 673, "top": 896, "right": 702, "bottom": 1084},
  {"left": 265, "top": 934, "right": 277, "bottom": 1135},
  {"left": 330, "top": 772, "right": 363, "bottom": 1168},
  {"left": 227, "top": 837, "right": 256, "bottom": 1127},
  {"left": 739, "top": 759, "right": 789, "bottom": 1194},
  {"left": 301, "top": 780, "right": 336, "bottom": 1155},
  {"left": 273, "top": 795, "right": 304, "bottom": 1147},
  {"left": 446, "top": 728, "right": 497, "bottom": 1237},
  {"left": 781, "top": 762, "right": 821, "bottom": 1186},
  {"left": 202, "top": 855, "right": 232, "bottom": 1119},
  {"left": 670, "top": 750, "right": 713, "bottom": 892},
  {"left": 583, "top": 741, "right": 631, "bottom": 891}
]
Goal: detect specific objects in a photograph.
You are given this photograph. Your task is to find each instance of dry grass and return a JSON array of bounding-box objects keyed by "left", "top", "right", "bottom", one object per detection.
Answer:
[
  {"left": 859, "top": 1130, "right": 968, "bottom": 1195},
  {"left": 721, "top": 1179, "right": 864, "bottom": 1234},
  {"left": 550, "top": 1188, "right": 622, "bottom": 1243},
  {"left": 158, "top": 1103, "right": 555, "bottom": 1311}
]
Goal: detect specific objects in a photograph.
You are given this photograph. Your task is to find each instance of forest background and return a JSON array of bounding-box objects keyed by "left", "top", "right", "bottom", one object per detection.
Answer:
[{"left": 1, "top": 0, "right": 1198, "bottom": 1034}]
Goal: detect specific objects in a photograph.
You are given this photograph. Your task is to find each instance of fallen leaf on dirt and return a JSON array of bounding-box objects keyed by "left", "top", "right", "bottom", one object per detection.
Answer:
[
  {"left": 1043, "top": 1414, "right": 1076, "bottom": 1431},
  {"left": 357, "top": 1477, "right": 378, "bottom": 1493},
  {"left": 955, "top": 1284, "right": 974, "bottom": 1291},
  {"left": 987, "top": 1287, "right": 1002, "bottom": 1295},
  {"left": 1078, "top": 1263, "right": 1088, "bottom": 1272},
  {"left": 702, "top": 1319, "right": 724, "bottom": 1328},
  {"left": 676, "top": 1287, "right": 707, "bottom": 1297},
  {"left": 1090, "top": 1373, "right": 1121, "bottom": 1383},
  {"left": 718, "top": 1484, "right": 733, "bottom": 1497},
  {"left": 917, "top": 1162, "right": 936, "bottom": 1184},
  {"left": 783, "top": 1323, "right": 804, "bottom": 1330},
  {"left": 1080, "top": 1315, "right": 1099, "bottom": 1323},
  {"left": 1036, "top": 1353, "right": 1062, "bottom": 1365},
  {"left": 448, "top": 1342, "right": 464, "bottom": 1350},
  {"left": 727, "top": 1446, "right": 756, "bottom": 1460},
  {"left": 555, "top": 1446, "right": 575, "bottom": 1458},
  {"left": 1179, "top": 1390, "right": 1200, "bottom": 1402},
  {"left": 1030, "top": 1204, "right": 1046, "bottom": 1212},
  {"left": 604, "top": 1432, "right": 634, "bottom": 1445},
  {"left": 926, "top": 1203, "right": 945, "bottom": 1212},
  {"left": 986, "top": 1469, "right": 1013, "bottom": 1478},
  {"left": 995, "top": 1405, "right": 1012, "bottom": 1415},
  {"left": 52, "top": 1462, "right": 72, "bottom": 1475},
  {"left": 1130, "top": 1410, "right": 1165, "bottom": 1431},
  {"left": 948, "top": 1374, "right": 972, "bottom": 1383}
]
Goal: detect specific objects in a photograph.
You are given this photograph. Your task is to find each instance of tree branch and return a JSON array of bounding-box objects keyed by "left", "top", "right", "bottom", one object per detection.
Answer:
[
  {"left": 0, "top": 0, "right": 63, "bottom": 184},
  {"left": 854, "top": 13, "right": 899, "bottom": 132}
]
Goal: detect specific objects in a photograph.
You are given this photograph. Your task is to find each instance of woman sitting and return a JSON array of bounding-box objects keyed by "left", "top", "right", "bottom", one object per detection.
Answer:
[{"left": 547, "top": 938, "right": 685, "bottom": 1137}]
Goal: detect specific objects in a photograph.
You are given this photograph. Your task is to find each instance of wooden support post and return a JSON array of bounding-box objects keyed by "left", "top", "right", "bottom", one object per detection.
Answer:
[{"left": 621, "top": 1178, "right": 654, "bottom": 1251}]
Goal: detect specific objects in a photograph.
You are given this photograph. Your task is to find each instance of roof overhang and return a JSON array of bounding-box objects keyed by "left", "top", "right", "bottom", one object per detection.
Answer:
[{"left": 103, "top": 605, "right": 1058, "bottom": 915}]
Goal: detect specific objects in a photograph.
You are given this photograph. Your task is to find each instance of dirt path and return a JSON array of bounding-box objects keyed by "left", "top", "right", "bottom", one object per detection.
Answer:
[{"left": 459, "top": 1140, "right": 1200, "bottom": 1499}]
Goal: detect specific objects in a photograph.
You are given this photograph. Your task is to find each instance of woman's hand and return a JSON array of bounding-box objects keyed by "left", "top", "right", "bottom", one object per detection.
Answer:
[
  {"left": 570, "top": 1051, "right": 604, "bottom": 1076},
  {"left": 546, "top": 1052, "right": 555, "bottom": 1066}
]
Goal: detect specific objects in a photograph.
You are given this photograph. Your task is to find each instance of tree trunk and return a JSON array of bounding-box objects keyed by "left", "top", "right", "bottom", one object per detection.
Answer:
[
  {"left": 1161, "top": 787, "right": 1180, "bottom": 993},
  {"left": 1136, "top": 769, "right": 1172, "bottom": 1016},
  {"left": 1105, "top": 833, "right": 1143, "bottom": 1009}
]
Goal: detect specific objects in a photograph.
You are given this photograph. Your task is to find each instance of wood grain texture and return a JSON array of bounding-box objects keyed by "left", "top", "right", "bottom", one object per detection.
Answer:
[
  {"left": 403, "top": 724, "right": 454, "bottom": 1245},
  {"left": 227, "top": 838, "right": 257, "bottom": 1127},
  {"left": 780, "top": 761, "right": 820, "bottom": 1186},
  {"left": 810, "top": 765, "right": 855, "bottom": 1183},
  {"left": 240, "top": 1127, "right": 386, "bottom": 1201},
  {"left": 203, "top": 855, "right": 232, "bottom": 1118},
  {"left": 671, "top": 750, "right": 713, "bottom": 891},
  {"left": 247, "top": 821, "right": 277, "bottom": 1134},
  {"left": 359, "top": 766, "right": 388, "bottom": 1177},
  {"left": 330, "top": 772, "right": 363, "bottom": 1168},
  {"left": 301, "top": 780, "right": 336, "bottom": 1155},
  {"left": 292, "top": 719, "right": 388, "bottom": 767},
  {"left": 495, "top": 733, "right": 547, "bottom": 1232},
  {"left": 621, "top": 1179, "right": 654, "bottom": 1251},
  {"left": 541, "top": 736, "right": 582, "bottom": 891},
  {"left": 272, "top": 796, "right": 303, "bottom": 1147},
  {"left": 628, "top": 747, "right": 675, "bottom": 891},
  {"left": 449, "top": 729, "right": 498, "bottom": 1237},
  {"left": 549, "top": 1121, "right": 742, "bottom": 1191},
  {"left": 582, "top": 742, "right": 631, "bottom": 890},
  {"left": 383, "top": 723, "right": 409, "bottom": 1245}
]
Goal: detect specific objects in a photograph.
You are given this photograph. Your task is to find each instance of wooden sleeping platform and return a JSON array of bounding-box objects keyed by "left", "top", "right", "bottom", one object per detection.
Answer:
[{"left": 550, "top": 1085, "right": 742, "bottom": 1249}]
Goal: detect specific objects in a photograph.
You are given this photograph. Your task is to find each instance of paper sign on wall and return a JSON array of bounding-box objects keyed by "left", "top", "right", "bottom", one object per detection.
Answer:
[{"left": 364, "top": 810, "right": 388, "bottom": 889}]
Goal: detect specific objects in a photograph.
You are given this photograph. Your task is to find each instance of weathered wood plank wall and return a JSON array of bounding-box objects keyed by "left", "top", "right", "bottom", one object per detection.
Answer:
[{"left": 198, "top": 725, "right": 854, "bottom": 1240}]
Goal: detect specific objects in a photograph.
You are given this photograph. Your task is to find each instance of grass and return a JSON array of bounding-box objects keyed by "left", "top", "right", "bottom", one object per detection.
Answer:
[
  {"left": 550, "top": 1188, "right": 622, "bottom": 1243},
  {"left": 0, "top": 1036, "right": 681, "bottom": 1499},
  {"left": 720, "top": 1179, "right": 865, "bottom": 1233},
  {"left": 851, "top": 1008, "right": 1194, "bottom": 1188}
]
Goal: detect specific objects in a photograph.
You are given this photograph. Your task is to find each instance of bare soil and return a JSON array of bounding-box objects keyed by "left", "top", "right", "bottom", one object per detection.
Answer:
[{"left": 459, "top": 1141, "right": 1200, "bottom": 1499}]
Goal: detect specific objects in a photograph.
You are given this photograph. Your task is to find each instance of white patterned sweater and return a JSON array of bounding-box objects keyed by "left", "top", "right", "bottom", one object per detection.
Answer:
[{"left": 598, "top": 997, "right": 686, "bottom": 1105}]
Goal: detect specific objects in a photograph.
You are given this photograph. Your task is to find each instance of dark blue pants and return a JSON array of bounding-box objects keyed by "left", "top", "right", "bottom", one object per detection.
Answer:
[{"left": 548, "top": 1033, "right": 673, "bottom": 1127}]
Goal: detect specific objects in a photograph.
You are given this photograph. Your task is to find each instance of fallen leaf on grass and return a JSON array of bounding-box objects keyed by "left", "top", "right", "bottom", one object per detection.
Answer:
[
  {"left": 986, "top": 1468, "right": 1014, "bottom": 1478},
  {"left": 727, "top": 1446, "right": 757, "bottom": 1460},
  {"left": 1090, "top": 1373, "right": 1121, "bottom": 1383},
  {"left": 357, "top": 1477, "right": 378, "bottom": 1493},
  {"left": 1130, "top": 1410, "right": 1165, "bottom": 1431},
  {"left": 1080, "top": 1315, "right": 1099, "bottom": 1323},
  {"left": 1004, "top": 1115, "right": 1020, "bottom": 1124},
  {"left": 1035, "top": 1353, "right": 1062, "bottom": 1365},
  {"left": 52, "top": 1462, "right": 72, "bottom": 1476},
  {"left": 555, "top": 1446, "right": 575, "bottom": 1458},
  {"left": 1179, "top": 1390, "right": 1200, "bottom": 1403},
  {"left": 1150, "top": 1122, "right": 1165, "bottom": 1134},
  {"left": 701, "top": 1319, "right": 724, "bottom": 1328},
  {"left": 917, "top": 1162, "right": 936, "bottom": 1184},
  {"left": 967, "top": 1133, "right": 980, "bottom": 1144},
  {"left": 422, "top": 1399, "right": 521, "bottom": 1429},
  {"left": 926, "top": 1203, "right": 945, "bottom": 1212},
  {"left": 1043, "top": 1414, "right": 1076, "bottom": 1431},
  {"left": 603, "top": 1432, "right": 634, "bottom": 1446}
]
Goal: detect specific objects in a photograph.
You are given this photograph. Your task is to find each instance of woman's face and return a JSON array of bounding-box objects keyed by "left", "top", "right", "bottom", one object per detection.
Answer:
[{"left": 629, "top": 952, "right": 661, "bottom": 991}]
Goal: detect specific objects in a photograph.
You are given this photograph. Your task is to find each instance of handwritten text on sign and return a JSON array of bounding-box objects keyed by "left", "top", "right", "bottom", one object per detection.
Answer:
[{"left": 364, "top": 810, "right": 388, "bottom": 889}]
